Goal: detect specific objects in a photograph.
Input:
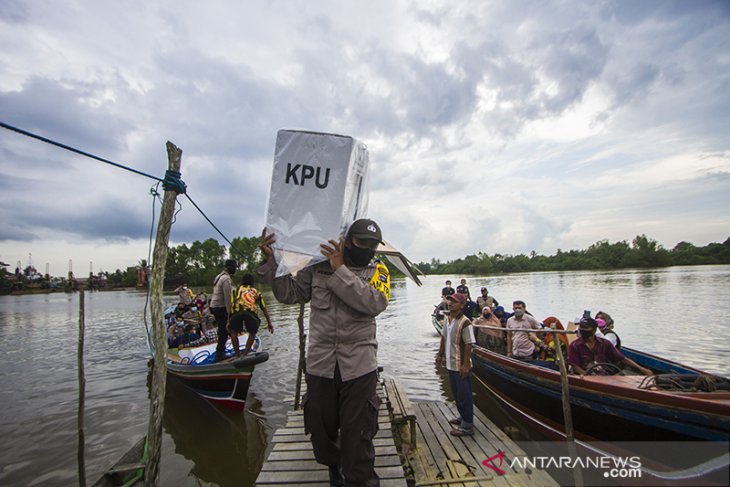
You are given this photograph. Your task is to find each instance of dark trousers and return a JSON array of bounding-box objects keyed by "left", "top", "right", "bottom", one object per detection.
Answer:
[
  {"left": 210, "top": 307, "right": 228, "bottom": 358},
  {"left": 304, "top": 364, "right": 380, "bottom": 487},
  {"left": 448, "top": 369, "right": 474, "bottom": 429}
]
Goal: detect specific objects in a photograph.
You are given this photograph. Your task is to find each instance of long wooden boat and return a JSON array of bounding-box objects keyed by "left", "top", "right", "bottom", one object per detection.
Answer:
[
  {"left": 167, "top": 337, "right": 269, "bottom": 411},
  {"left": 470, "top": 330, "right": 730, "bottom": 443}
]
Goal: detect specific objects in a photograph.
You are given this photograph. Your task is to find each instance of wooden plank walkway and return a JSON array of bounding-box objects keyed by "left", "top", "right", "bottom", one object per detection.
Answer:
[
  {"left": 406, "top": 401, "right": 558, "bottom": 487},
  {"left": 256, "top": 378, "right": 557, "bottom": 487},
  {"left": 255, "top": 383, "right": 408, "bottom": 486}
]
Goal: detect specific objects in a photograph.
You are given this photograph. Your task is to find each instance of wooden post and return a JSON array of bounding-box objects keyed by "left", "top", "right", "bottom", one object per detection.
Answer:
[
  {"left": 552, "top": 327, "right": 583, "bottom": 487},
  {"left": 144, "top": 142, "right": 183, "bottom": 486},
  {"left": 294, "top": 303, "right": 306, "bottom": 410},
  {"left": 77, "top": 287, "right": 86, "bottom": 487}
]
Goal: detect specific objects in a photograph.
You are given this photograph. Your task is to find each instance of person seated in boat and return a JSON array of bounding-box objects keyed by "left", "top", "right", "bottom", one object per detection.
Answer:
[
  {"left": 595, "top": 310, "right": 613, "bottom": 327},
  {"left": 476, "top": 287, "right": 499, "bottom": 310},
  {"left": 173, "top": 302, "right": 187, "bottom": 319},
  {"left": 473, "top": 305, "right": 505, "bottom": 353},
  {"left": 568, "top": 318, "right": 651, "bottom": 376},
  {"left": 229, "top": 273, "right": 274, "bottom": 357},
  {"left": 596, "top": 311, "right": 621, "bottom": 349},
  {"left": 182, "top": 317, "right": 219, "bottom": 348},
  {"left": 173, "top": 302, "right": 200, "bottom": 326},
  {"left": 462, "top": 299, "right": 481, "bottom": 319},
  {"left": 174, "top": 324, "right": 201, "bottom": 349},
  {"left": 167, "top": 323, "right": 183, "bottom": 347},
  {"left": 193, "top": 292, "right": 207, "bottom": 312},
  {"left": 506, "top": 300, "right": 544, "bottom": 361},
  {"left": 535, "top": 316, "right": 569, "bottom": 369},
  {"left": 492, "top": 305, "right": 512, "bottom": 326}
]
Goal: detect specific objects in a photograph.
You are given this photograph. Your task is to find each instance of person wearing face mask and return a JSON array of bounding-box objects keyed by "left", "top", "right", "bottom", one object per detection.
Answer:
[
  {"left": 473, "top": 305, "right": 505, "bottom": 353},
  {"left": 257, "top": 218, "right": 389, "bottom": 487},
  {"left": 568, "top": 318, "right": 651, "bottom": 376},
  {"left": 211, "top": 259, "right": 237, "bottom": 362},
  {"left": 506, "top": 300, "right": 544, "bottom": 360},
  {"left": 174, "top": 282, "right": 194, "bottom": 308}
]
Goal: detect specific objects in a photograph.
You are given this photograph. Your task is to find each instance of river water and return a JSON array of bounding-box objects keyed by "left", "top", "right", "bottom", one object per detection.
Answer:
[{"left": 0, "top": 265, "right": 728, "bottom": 486}]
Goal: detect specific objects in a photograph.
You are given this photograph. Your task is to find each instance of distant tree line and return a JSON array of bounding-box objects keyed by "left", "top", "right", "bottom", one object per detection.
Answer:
[
  {"left": 11, "top": 233, "right": 723, "bottom": 294},
  {"left": 414, "top": 235, "right": 730, "bottom": 275},
  {"left": 100, "top": 234, "right": 403, "bottom": 289}
]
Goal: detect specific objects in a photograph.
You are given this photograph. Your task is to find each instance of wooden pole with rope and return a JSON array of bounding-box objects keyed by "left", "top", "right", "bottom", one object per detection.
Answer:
[{"left": 144, "top": 142, "right": 183, "bottom": 486}]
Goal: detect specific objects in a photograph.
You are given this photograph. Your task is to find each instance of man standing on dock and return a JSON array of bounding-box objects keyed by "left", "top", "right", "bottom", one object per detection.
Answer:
[
  {"left": 437, "top": 292, "right": 476, "bottom": 436},
  {"left": 257, "top": 218, "right": 389, "bottom": 487}
]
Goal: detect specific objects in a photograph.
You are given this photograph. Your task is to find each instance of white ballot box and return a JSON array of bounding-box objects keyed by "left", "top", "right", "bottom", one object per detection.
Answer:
[{"left": 264, "top": 129, "right": 370, "bottom": 277}]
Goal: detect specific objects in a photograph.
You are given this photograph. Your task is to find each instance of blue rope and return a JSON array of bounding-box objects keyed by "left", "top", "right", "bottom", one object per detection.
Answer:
[
  {"left": 183, "top": 193, "right": 242, "bottom": 253},
  {"left": 1, "top": 120, "right": 248, "bottom": 261},
  {"left": 0, "top": 121, "right": 163, "bottom": 182},
  {"left": 163, "top": 170, "right": 187, "bottom": 194}
]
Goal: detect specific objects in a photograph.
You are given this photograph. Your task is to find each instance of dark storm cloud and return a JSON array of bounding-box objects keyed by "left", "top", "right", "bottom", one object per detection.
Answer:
[
  {"left": 0, "top": 191, "right": 150, "bottom": 241},
  {"left": 0, "top": 77, "right": 132, "bottom": 156}
]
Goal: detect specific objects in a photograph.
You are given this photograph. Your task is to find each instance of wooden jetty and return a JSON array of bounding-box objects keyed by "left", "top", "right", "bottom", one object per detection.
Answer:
[
  {"left": 256, "top": 377, "right": 558, "bottom": 487},
  {"left": 256, "top": 382, "right": 407, "bottom": 486}
]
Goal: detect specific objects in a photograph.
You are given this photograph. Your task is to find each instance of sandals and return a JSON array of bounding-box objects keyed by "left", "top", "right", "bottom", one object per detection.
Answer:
[{"left": 450, "top": 427, "right": 475, "bottom": 437}]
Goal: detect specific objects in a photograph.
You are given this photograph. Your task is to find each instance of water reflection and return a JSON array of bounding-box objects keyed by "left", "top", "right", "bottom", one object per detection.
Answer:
[{"left": 161, "top": 377, "right": 268, "bottom": 487}]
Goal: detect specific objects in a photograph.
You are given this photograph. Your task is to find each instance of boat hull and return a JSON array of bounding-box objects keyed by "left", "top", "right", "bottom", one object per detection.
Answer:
[
  {"left": 167, "top": 350, "right": 269, "bottom": 411},
  {"left": 471, "top": 345, "right": 730, "bottom": 442},
  {"left": 431, "top": 313, "right": 443, "bottom": 335}
]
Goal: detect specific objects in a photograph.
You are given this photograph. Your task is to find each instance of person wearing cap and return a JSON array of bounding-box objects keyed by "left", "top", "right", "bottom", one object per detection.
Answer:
[
  {"left": 210, "top": 259, "right": 237, "bottom": 362},
  {"left": 476, "top": 287, "right": 499, "bottom": 310},
  {"left": 492, "top": 305, "right": 512, "bottom": 326},
  {"left": 257, "top": 218, "right": 389, "bottom": 487},
  {"left": 456, "top": 278, "right": 471, "bottom": 300},
  {"left": 436, "top": 292, "right": 476, "bottom": 436},
  {"left": 506, "top": 300, "right": 544, "bottom": 361},
  {"left": 568, "top": 318, "right": 650, "bottom": 376}
]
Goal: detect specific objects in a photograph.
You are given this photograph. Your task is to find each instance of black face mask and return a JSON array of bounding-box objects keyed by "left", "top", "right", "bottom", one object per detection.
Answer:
[
  {"left": 482, "top": 312, "right": 492, "bottom": 317},
  {"left": 345, "top": 245, "right": 375, "bottom": 267},
  {"left": 579, "top": 329, "right": 593, "bottom": 339}
]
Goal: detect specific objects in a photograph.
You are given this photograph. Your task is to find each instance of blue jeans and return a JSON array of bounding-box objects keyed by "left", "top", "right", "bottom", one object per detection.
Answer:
[{"left": 448, "top": 369, "right": 473, "bottom": 430}]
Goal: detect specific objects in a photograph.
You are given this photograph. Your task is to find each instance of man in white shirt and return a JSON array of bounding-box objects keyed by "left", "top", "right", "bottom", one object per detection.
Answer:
[{"left": 436, "top": 293, "right": 476, "bottom": 436}]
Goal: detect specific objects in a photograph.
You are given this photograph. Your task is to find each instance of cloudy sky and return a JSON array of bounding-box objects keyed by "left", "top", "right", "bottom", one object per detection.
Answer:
[{"left": 1, "top": 0, "right": 729, "bottom": 275}]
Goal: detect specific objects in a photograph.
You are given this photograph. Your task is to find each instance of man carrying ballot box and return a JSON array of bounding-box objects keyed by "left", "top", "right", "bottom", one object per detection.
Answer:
[{"left": 257, "top": 218, "right": 390, "bottom": 487}]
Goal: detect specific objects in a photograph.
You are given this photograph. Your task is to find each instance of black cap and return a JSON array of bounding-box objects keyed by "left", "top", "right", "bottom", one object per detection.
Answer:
[
  {"left": 579, "top": 317, "right": 598, "bottom": 329},
  {"left": 347, "top": 218, "right": 383, "bottom": 244},
  {"left": 224, "top": 259, "right": 237, "bottom": 270}
]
